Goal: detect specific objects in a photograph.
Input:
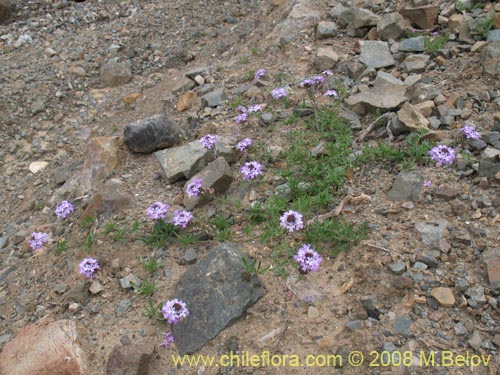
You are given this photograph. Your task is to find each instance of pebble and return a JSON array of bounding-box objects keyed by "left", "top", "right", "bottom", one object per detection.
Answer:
[
  {"left": 89, "top": 280, "right": 104, "bottom": 295},
  {"left": 431, "top": 287, "right": 455, "bottom": 307},
  {"left": 68, "top": 303, "right": 79, "bottom": 312},
  {"left": 307, "top": 306, "right": 319, "bottom": 319},
  {"left": 388, "top": 262, "right": 406, "bottom": 275},
  {"left": 116, "top": 299, "right": 131, "bottom": 317}
]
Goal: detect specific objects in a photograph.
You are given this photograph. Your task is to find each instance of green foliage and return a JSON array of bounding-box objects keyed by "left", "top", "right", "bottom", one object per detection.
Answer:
[
  {"left": 238, "top": 56, "right": 250, "bottom": 64},
  {"left": 54, "top": 239, "right": 68, "bottom": 255},
  {"left": 80, "top": 216, "right": 96, "bottom": 230},
  {"left": 132, "top": 278, "right": 156, "bottom": 297},
  {"left": 242, "top": 257, "right": 270, "bottom": 275},
  {"left": 229, "top": 94, "right": 245, "bottom": 110},
  {"left": 144, "top": 220, "right": 176, "bottom": 248},
  {"left": 82, "top": 233, "right": 95, "bottom": 251},
  {"left": 424, "top": 34, "right": 449, "bottom": 55},
  {"left": 142, "top": 298, "right": 163, "bottom": 321},
  {"left": 476, "top": 17, "right": 495, "bottom": 39},
  {"left": 141, "top": 257, "right": 162, "bottom": 274},
  {"left": 211, "top": 215, "right": 234, "bottom": 241}
]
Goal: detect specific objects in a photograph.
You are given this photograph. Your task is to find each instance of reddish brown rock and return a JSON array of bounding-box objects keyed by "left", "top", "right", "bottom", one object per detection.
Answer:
[
  {"left": 400, "top": 6, "right": 439, "bottom": 30},
  {"left": 0, "top": 319, "right": 88, "bottom": 375},
  {"left": 106, "top": 344, "right": 154, "bottom": 375}
]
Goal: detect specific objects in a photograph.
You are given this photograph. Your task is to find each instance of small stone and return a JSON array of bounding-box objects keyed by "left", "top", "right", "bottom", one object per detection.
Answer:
[
  {"left": 315, "top": 47, "right": 339, "bottom": 71},
  {"left": 399, "top": 37, "right": 426, "bottom": 52},
  {"left": 377, "top": 12, "right": 406, "bottom": 41},
  {"left": 415, "top": 296, "right": 426, "bottom": 304},
  {"left": 89, "top": 280, "right": 104, "bottom": 295},
  {"left": 194, "top": 75, "right": 205, "bottom": 85},
  {"left": 116, "top": 299, "right": 131, "bottom": 317},
  {"left": 316, "top": 21, "right": 337, "bottom": 38},
  {"left": 124, "top": 114, "right": 181, "bottom": 153},
  {"left": 308, "top": 306, "right": 319, "bottom": 319},
  {"left": 111, "top": 259, "right": 121, "bottom": 272},
  {"left": 68, "top": 303, "right": 79, "bottom": 312},
  {"left": 29, "top": 161, "right": 49, "bottom": 174},
  {"left": 106, "top": 344, "right": 154, "bottom": 375},
  {"left": 394, "top": 315, "right": 413, "bottom": 334},
  {"left": 454, "top": 322, "right": 467, "bottom": 336},
  {"left": 100, "top": 60, "right": 132, "bottom": 87},
  {"left": 431, "top": 287, "right": 455, "bottom": 307},
  {"left": 122, "top": 92, "right": 141, "bottom": 106},
  {"left": 468, "top": 330, "right": 482, "bottom": 351},
  {"left": 345, "top": 320, "right": 362, "bottom": 331},
  {"left": 388, "top": 262, "right": 406, "bottom": 274},
  {"left": 177, "top": 91, "right": 198, "bottom": 112},
  {"left": 397, "top": 102, "right": 429, "bottom": 131},
  {"left": 68, "top": 66, "right": 86, "bottom": 78},
  {"left": 483, "top": 248, "right": 500, "bottom": 289},
  {"left": 400, "top": 5, "right": 439, "bottom": 30},
  {"left": 413, "top": 262, "right": 428, "bottom": 270},
  {"left": 201, "top": 88, "right": 225, "bottom": 108},
  {"left": 180, "top": 248, "right": 198, "bottom": 265},
  {"left": 403, "top": 54, "right": 430, "bottom": 73},
  {"left": 388, "top": 170, "right": 423, "bottom": 202},
  {"left": 415, "top": 220, "right": 449, "bottom": 251},
  {"left": 119, "top": 274, "right": 141, "bottom": 289}
]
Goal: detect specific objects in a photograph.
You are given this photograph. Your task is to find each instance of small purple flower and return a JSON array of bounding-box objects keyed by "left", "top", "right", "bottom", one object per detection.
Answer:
[
  {"left": 78, "top": 257, "right": 100, "bottom": 278},
  {"left": 313, "top": 75, "right": 325, "bottom": 85},
  {"left": 247, "top": 104, "right": 263, "bottom": 113},
  {"left": 162, "top": 298, "right": 190, "bottom": 325},
  {"left": 240, "top": 161, "right": 263, "bottom": 181},
  {"left": 172, "top": 210, "right": 193, "bottom": 228},
  {"left": 235, "top": 105, "right": 247, "bottom": 113},
  {"left": 461, "top": 125, "right": 481, "bottom": 140},
  {"left": 423, "top": 180, "right": 431, "bottom": 188},
  {"left": 55, "top": 200, "right": 74, "bottom": 219},
  {"left": 279, "top": 210, "right": 304, "bottom": 233},
  {"left": 254, "top": 69, "right": 266, "bottom": 80},
  {"left": 271, "top": 87, "right": 287, "bottom": 99},
  {"left": 294, "top": 244, "right": 323, "bottom": 274},
  {"left": 322, "top": 70, "right": 333, "bottom": 76},
  {"left": 235, "top": 113, "right": 248, "bottom": 124},
  {"left": 161, "top": 332, "right": 175, "bottom": 349},
  {"left": 428, "top": 145, "right": 456, "bottom": 166},
  {"left": 185, "top": 178, "right": 203, "bottom": 197},
  {"left": 300, "top": 78, "right": 315, "bottom": 88},
  {"left": 29, "top": 231, "right": 48, "bottom": 252},
  {"left": 200, "top": 134, "right": 218, "bottom": 149},
  {"left": 236, "top": 138, "right": 253, "bottom": 152},
  {"left": 147, "top": 202, "right": 170, "bottom": 221},
  {"left": 324, "top": 90, "right": 338, "bottom": 97}
]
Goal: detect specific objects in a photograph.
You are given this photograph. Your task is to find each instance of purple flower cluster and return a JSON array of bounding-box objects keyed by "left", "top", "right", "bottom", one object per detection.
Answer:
[
  {"left": 240, "top": 161, "right": 263, "bottom": 181},
  {"left": 423, "top": 180, "right": 431, "bottom": 188},
  {"left": 29, "top": 231, "right": 48, "bottom": 251},
  {"left": 147, "top": 202, "right": 170, "bottom": 220},
  {"left": 161, "top": 332, "right": 175, "bottom": 349},
  {"left": 172, "top": 210, "right": 193, "bottom": 228},
  {"left": 428, "top": 145, "right": 456, "bottom": 166},
  {"left": 200, "top": 134, "right": 218, "bottom": 149},
  {"left": 236, "top": 138, "right": 253, "bottom": 152},
  {"left": 235, "top": 105, "right": 247, "bottom": 113},
  {"left": 78, "top": 257, "right": 100, "bottom": 278},
  {"left": 461, "top": 125, "right": 481, "bottom": 140},
  {"left": 254, "top": 69, "right": 266, "bottom": 80},
  {"left": 55, "top": 200, "right": 74, "bottom": 219},
  {"left": 279, "top": 210, "right": 304, "bottom": 233},
  {"left": 324, "top": 90, "right": 338, "bottom": 97},
  {"left": 293, "top": 244, "right": 323, "bottom": 274},
  {"left": 162, "top": 298, "right": 190, "bottom": 325},
  {"left": 322, "top": 70, "right": 333, "bottom": 76},
  {"left": 235, "top": 113, "right": 248, "bottom": 124},
  {"left": 271, "top": 87, "right": 287, "bottom": 99},
  {"left": 300, "top": 75, "right": 324, "bottom": 88},
  {"left": 185, "top": 178, "right": 203, "bottom": 198}
]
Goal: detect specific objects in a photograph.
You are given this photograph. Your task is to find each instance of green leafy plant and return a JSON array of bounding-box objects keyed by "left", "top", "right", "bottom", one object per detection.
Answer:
[
  {"left": 80, "top": 216, "right": 96, "bottom": 230},
  {"left": 424, "top": 34, "right": 449, "bottom": 55},
  {"left": 82, "top": 232, "right": 95, "bottom": 251},
  {"left": 132, "top": 278, "right": 156, "bottom": 297},
  {"left": 242, "top": 257, "right": 270, "bottom": 275},
  {"left": 142, "top": 298, "right": 163, "bottom": 320},
  {"left": 141, "top": 257, "right": 162, "bottom": 274},
  {"left": 144, "top": 220, "right": 176, "bottom": 248},
  {"left": 54, "top": 239, "right": 68, "bottom": 255}
]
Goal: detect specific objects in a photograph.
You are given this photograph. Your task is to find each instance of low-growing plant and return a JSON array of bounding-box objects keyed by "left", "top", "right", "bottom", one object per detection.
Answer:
[
  {"left": 82, "top": 232, "right": 95, "bottom": 251},
  {"left": 424, "top": 34, "right": 449, "bottom": 55},
  {"left": 142, "top": 257, "right": 161, "bottom": 274},
  {"left": 54, "top": 239, "right": 68, "bottom": 255},
  {"left": 142, "top": 298, "right": 163, "bottom": 321},
  {"left": 132, "top": 278, "right": 156, "bottom": 296},
  {"left": 242, "top": 257, "right": 270, "bottom": 275},
  {"left": 144, "top": 220, "right": 176, "bottom": 248},
  {"left": 305, "top": 219, "right": 369, "bottom": 254},
  {"left": 80, "top": 216, "right": 96, "bottom": 230}
]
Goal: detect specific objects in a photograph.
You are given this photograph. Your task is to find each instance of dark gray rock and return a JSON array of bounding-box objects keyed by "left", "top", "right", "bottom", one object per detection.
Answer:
[
  {"left": 124, "top": 114, "right": 182, "bottom": 153},
  {"left": 377, "top": 12, "right": 406, "bottom": 41},
  {"left": 387, "top": 170, "right": 423, "bottom": 202},
  {"left": 0, "top": 0, "right": 16, "bottom": 24},
  {"left": 415, "top": 220, "right": 449, "bottom": 251},
  {"left": 394, "top": 315, "right": 413, "bottom": 334},
  {"left": 351, "top": 8, "right": 379, "bottom": 29},
  {"left": 100, "top": 60, "right": 132, "bottom": 87},
  {"left": 487, "top": 29, "right": 500, "bottom": 43},
  {"left": 106, "top": 344, "right": 154, "bottom": 375},
  {"left": 399, "top": 36, "right": 426, "bottom": 52},
  {"left": 478, "top": 160, "right": 500, "bottom": 178},
  {"left": 482, "top": 41, "right": 500, "bottom": 78},
  {"left": 201, "top": 88, "right": 225, "bottom": 108},
  {"left": 172, "top": 243, "right": 264, "bottom": 354}
]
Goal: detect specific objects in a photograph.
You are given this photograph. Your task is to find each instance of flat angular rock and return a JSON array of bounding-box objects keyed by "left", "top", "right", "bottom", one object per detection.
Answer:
[
  {"left": 185, "top": 66, "right": 214, "bottom": 79},
  {"left": 377, "top": 12, "right": 406, "bottom": 41},
  {"left": 351, "top": 7, "right": 379, "bottom": 29},
  {"left": 478, "top": 160, "right": 500, "bottom": 178},
  {"left": 0, "top": 319, "right": 88, "bottom": 375},
  {"left": 415, "top": 220, "right": 449, "bottom": 251},
  {"left": 481, "top": 40, "right": 500, "bottom": 78},
  {"left": 124, "top": 114, "right": 182, "bottom": 153},
  {"left": 387, "top": 170, "right": 423, "bottom": 202},
  {"left": 483, "top": 248, "right": 500, "bottom": 290},
  {"left": 172, "top": 76, "right": 196, "bottom": 95},
  {"left": 397, "top": 102, "right": 429, "bottom": 132},
  {"left": 83, "top": 179, "right": 134, "bottom": 219},
  {"left": 100, "top": 60, "right": 132, "bottom": 87},
  {"left": 172, "top": 243, "right": 264, "bottom": 354},
  {"left": 374, "top": 71, "right": 404, "bottom": 87},
  {"left": 315, "top": 47, "right": 339, "bottom": 71},
  {"left": 399, "top": 36, "right": 426, "bottom": 52},
  {"left": 316, "top": 21, "right": 337, "bottom": 38},
  {"left": 431, "top": 287, "right": 455, "bottom": 307},
  {"left": 359, "top": 40, "right": 395, "bottom": 69},
  {"left": 400, "top": 5, "right": 439, "bottom": 30},
  {"left": 403, "top": 54, "right": 430, "bottom": 73},
  {"left": 201, "top": 87, "right": 225, "bottom": 108},
  {"left": 106, "top": 344, "right": 154, "bottom": 375},
  {"left": 183, "top": 157, "right": 234, "bottom": 210},
  {"left": 345, "top": 84, "right": 407, "bottom": 114}
]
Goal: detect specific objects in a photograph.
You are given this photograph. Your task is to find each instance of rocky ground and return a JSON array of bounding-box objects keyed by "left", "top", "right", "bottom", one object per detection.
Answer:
[{"left": 0, "top": 0, "right": 499, "bottom": 374}]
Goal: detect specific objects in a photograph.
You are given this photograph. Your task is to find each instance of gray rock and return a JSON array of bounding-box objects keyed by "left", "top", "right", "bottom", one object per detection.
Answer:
[
  {"left": 467, "top": 285, "right": 486, "bottom": 307},
  {"left": 9, "top": 230, "right": 26, "bottom": 245},
  {"left": 106, "top": 344, "right": 154, "bottom": 375},
  {"left": 116, "top": 299, "right": 131, "bottom": 317},
  {"left": 259, "top": 112, "right": 274, "bottom": 126},
  {"left": 180, "top": 248, "right": 198, "bottom": 265},
  {"left": 124, "top": 114, "right": 182, "bottom": 153},
  {"left": 100, "top": 60, "right": 132, "bottom": 87},
  {"left": 470, "top": 139, "right": 487, "bottom": 150},
  {"left": 274, "top": 183, "right": 292, "bottom": 199},
  {"left": 155, "top": 140, "right": 214, "bottom": 183},
  {"left": 454, "top": 322, "right": 467, "bottom": 336},
  {"left": 119, "top": 274, "right": 141, "bottom": 289},
  {"left": 414, "top": 220, "right": 449, "bottom": 251},
  {"left": 345, "top": 84, "right": 408, "bottom": 114},
  {"left": 89, "top": 281, "right": 104, "bottom": 295},
  {"left": 478, "top": 160, "right": 500, "bottom": 178},
  {"left": 388, "top": 262, "right": 406, "bottom": 274},
  {"left": 468, "top": 330, "right": 482, "bottom": 351},
  {"left": 394, "top": 315, "right": 413, "bottom": 334},
  {"left": 0, "top": 0, "right": 16, "bottom": 24},
  {"left": 315, "top": 47, "right": 339, "bottom": 71},
  {"left": 483, "top": 248, "right": 500, "bottom": 290},
  {"left": 351, "top": 7, "right": 379, "bottom": 29},
  {"left": 345, "top": 320, "right": 362, "bottom": 331},
  {"left": 399, "top": 5, "right": 439, "bottom": 30},
  {"left": 388, "top": 170, "right": 423, "bottom": 202},
  {"left": 201, "top": 88, "right": 225, "bottom": 108},
  {"left": 0, "top": 265, "right": 15, "bottom": 284},
  {"left": 403, "top": 54, "right": 430, "bottom": 73},
  {"left": 83, "top": 179, "right": 134, "bottom": 220},
  {"left": 185, "top": 66, "right": 214, "bottom": 80},
  {"left": 487, "top": 29, "right": 500, "bottom": 43},
  {"left": 374, "top": 71, "right": 404, "bottom": 87},
  {"left": 172, "top": 76, "right": 196, "bottom": 95},
  {"left": 482, "top": 41, "right": 500, "bottom": 78},
  {"left": 63, "top": 281, "right": 90, "bottom": 304},
  {"left": 310, "top": 140, "right": 327, "bottom": 158},
  {"left": 317, "top": 21, "right": 337, "bottom": 38},
  {"left": 480, "top": 147, "right": 500, "bottom": 162},
  {"left": 377, "top": 12, "right": 406, "bottom": 41},
  {"left": 359, "top": 41, "right": 395, "bottom": 69},
  {"left": 399, "top": 36, "right": 426, "bottom": 52},
  {"left": 0, "top": 235, "right": 8, "bottom": 249},
  {"left": 413, "top": 261, "right": 428, "bottom": 270},
  {"left": 397, "top": 102, "right": 429, "bottom": 132},
  {"left": 183, "top": 157, "right": 234, "bottom": 210},
  {"left": 172, "top": 243, "right": 264, "bottom": 354},
  {"left": 416, "top": 253, "right": 439, "bottom": 268},
  {"left": 429, "top": 116, "right": 441, "bottom": 129},
  {"left": 330, "top": 3, "right": 348, "bottom": 21},
  {"left": 339, "top": 107, "right": 362, "bottom": 130}
]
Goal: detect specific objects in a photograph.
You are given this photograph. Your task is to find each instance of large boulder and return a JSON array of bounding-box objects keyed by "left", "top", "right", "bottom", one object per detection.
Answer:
[{"left": 124, "top": 114, "right": 182, "bottom": 153}]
